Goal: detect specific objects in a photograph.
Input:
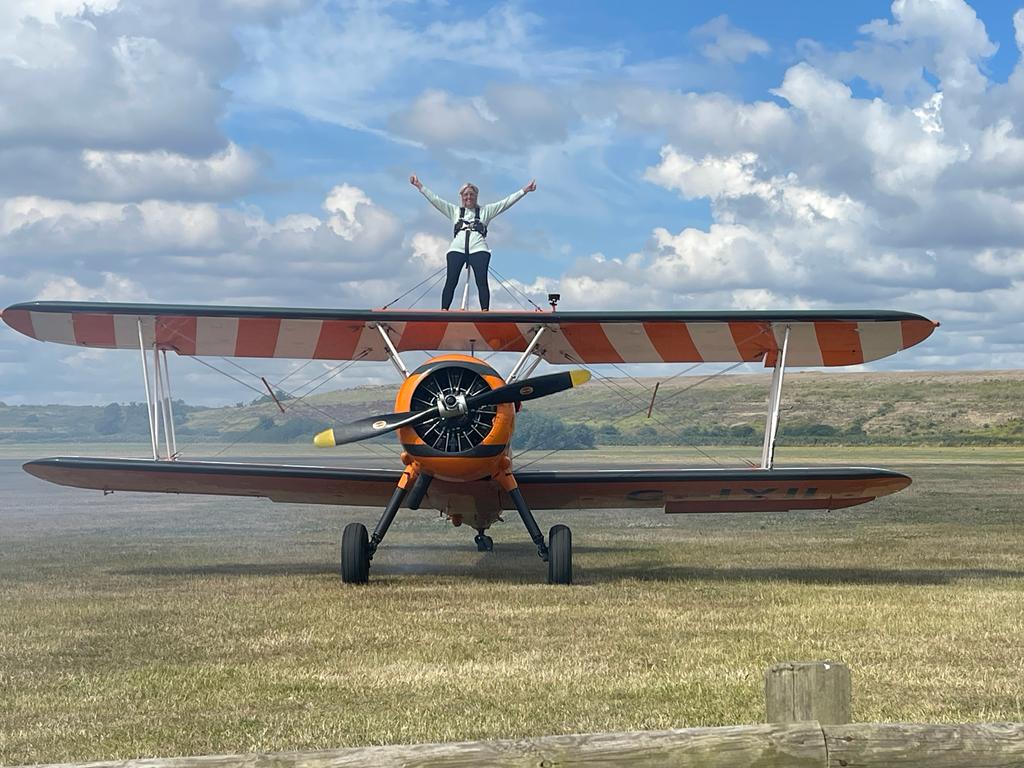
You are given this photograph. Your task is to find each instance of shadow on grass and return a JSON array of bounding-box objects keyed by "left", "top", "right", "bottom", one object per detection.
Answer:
[
  {"left": 578, "top": 563, "right": 1024, "bottom": 586},
  {"left": 113, "top": 541, "right": 1024, "bottom": 586}
]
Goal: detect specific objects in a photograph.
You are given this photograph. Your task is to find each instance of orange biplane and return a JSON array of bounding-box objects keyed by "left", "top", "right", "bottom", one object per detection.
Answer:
[{"left": 2, "top": 301, "right": 938, "bottom": 584}]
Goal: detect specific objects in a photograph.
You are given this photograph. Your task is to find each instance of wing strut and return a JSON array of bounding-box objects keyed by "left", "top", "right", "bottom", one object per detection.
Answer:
[
  {"left": 760, "top": 325, "right": 790, "bottom": 469},
  {"left": 507, "top": 326, "right": 546, "bottom": 382},
  {"left": 137, "top": 318, "right": 178, "bottom": 461},
  {"left": 376, "top": 324, "right": 409, "bottom": 378},
  {"left": 138, "top": 319, "right": 158, "bottom": 460}
]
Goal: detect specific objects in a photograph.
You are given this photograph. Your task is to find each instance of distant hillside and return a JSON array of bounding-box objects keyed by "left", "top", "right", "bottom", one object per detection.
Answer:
[{"left": 1, "top": 370, "right": 1022, "bottom": 446}]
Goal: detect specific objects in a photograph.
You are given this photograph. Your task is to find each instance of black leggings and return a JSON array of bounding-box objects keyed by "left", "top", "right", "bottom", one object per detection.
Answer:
[{"left": 441, "top": 251, "right": 491, "bottom": 310}]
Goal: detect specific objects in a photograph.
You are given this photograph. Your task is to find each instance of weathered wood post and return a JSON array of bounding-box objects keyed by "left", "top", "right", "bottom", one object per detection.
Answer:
[{"left": 765, "top": 661, "right": 851, "bottom": 725}]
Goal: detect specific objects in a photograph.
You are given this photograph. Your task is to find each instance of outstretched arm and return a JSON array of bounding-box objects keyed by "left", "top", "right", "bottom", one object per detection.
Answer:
[
  {"left": 481, "top": 179, "right": 536, "bottom": 221},
  {"left": 410, "top": 174, "right": 457, "bottom": 219}
]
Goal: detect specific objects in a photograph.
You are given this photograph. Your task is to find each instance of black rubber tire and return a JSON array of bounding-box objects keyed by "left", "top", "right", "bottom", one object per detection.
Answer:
[
  {"left": 341, "top": 522, "right": 370, "bottom": 584},
  {"left": 547, "top": 524, "right": 572, "bottom": 585}
]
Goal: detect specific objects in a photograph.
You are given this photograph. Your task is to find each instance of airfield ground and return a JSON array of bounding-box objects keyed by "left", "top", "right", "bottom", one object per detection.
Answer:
[{"left": 1, "top": 444, "right": 1023, "bottom": 764}]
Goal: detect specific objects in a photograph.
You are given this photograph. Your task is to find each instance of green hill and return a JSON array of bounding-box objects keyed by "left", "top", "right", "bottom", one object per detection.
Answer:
[{"left": 1, "top": 369, "right": 1021, "bottom": 446}]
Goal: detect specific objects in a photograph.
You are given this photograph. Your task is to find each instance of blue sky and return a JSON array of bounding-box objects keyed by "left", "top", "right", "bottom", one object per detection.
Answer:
[{"left": 3, "top": 0, "right": 1024, "bottom": 405}]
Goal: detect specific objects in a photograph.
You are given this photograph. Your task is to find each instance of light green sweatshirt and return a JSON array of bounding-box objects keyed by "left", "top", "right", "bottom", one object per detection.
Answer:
[{"left": 419, "top": 185, "right": 527, "bottom": 254}]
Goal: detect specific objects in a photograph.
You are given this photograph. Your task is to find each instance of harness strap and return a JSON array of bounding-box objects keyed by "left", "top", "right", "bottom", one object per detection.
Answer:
[{"left": 454, "top": 205, "right": 486, "bottom": 254}]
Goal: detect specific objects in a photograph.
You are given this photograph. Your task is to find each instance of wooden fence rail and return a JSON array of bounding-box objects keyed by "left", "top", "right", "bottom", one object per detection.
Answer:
[
  {"left": 17, "top": 663, "right": 1024, "bottom": 767},
  {"left": 20, "top": 722, "right": 1024, "bottom": 768}
]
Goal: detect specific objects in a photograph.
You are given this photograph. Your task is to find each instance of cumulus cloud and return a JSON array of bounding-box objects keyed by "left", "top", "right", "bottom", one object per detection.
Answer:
[
  {"left": 79, "top": 143, "right": 262, "bottom": 201},
  {"left": 0, "top": 15, "right": 225, "bottom": 155},
  {"left": 0, "top": 184, "right": 405, "bottom": 288}
]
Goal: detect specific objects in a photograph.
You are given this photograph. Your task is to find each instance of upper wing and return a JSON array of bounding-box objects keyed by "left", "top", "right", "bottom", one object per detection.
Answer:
[
  {"left": 2, "top": 301, "right": 937, "bottom": 366},
  {"left": 24, "top": 457, "right": 910, "bottom": 514}
]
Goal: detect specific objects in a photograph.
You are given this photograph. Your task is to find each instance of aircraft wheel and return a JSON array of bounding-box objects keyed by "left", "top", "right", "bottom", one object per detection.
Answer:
[
  {"left": 341, "top": 522, "right": 370, "bottom": 584},
  {"left": 547, "top": 524, "right": 572, "bottom": 585},
  {"left": 475, "top": 533, "right": 494, "bottom": 552}
]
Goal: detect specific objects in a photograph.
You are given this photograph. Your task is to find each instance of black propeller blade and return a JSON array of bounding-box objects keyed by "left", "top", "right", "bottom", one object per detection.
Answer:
[
  {"left": 465, "top": 370, "right": 591, "bottom": 409},
  {"left": 313, "top": 369, "right": 591, "bottom": 448},
  {"left": 314, "top": 408, "right": 436, "bottom": 448}
]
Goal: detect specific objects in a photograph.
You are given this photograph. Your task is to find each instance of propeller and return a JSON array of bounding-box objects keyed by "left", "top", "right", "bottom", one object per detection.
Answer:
[
  {"left": 313, "top": 369, "right": 591, "bottom": 448},
  {"left": 465, "top": 370, "right": 591, "bottom": 409}
]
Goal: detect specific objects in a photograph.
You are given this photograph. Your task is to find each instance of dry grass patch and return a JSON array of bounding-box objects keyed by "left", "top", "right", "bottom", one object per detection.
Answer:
[{"left": 1, "top": 457, "right": 1023, "bottom": 763}]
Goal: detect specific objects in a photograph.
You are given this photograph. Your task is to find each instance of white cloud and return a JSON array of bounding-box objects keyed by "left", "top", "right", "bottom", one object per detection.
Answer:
[
  {"left": 691, "top": 15, "right": 770, "bottom": 64},
  {"left": 0, "top": 15, "right": 225, "bottom": 154},
  {"left": 409, "top": 232, "right": 448, "bottom": 270},
  {"left": 36, "top": 272, "right": 149, "bottom": 302},
  {"left": 79, "top": 143, "right": 261, "bottom": 201},
  {"left": 323, "top": 184, "right": 372, "bottom": 239},
  {"left": 232, "top": 1, "right": 620, "bottom": 134},
  {"left": 389, "top": 83, "right": 577, "bottom": 152}
]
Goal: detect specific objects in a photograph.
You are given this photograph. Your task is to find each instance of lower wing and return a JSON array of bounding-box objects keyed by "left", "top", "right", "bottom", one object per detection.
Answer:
[{"left": 24, "top": 458, "right": 910, "bottom": 513}]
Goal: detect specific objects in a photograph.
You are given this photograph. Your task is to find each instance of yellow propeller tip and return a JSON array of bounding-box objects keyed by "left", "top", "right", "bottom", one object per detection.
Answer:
[
  {"left": 569, "top": 369, "right": 591, "bottom": 386},
  {"left": 313, "top": 428, "right": 336, "bottom": 448}
]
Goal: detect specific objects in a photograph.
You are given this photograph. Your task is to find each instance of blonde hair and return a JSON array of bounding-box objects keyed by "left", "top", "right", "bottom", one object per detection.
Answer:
[{"left": 458, "top": 183, "right": 479, "bottom": 197}]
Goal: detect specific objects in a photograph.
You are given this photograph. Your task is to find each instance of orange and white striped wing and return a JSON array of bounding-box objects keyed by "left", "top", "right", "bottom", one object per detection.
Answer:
[{"left": 2, "top": 303, "right": 937, "bottom": 366}]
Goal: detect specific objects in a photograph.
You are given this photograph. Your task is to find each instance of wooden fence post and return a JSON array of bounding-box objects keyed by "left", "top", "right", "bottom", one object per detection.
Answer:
[{"left": 765, "top": 661, "right": 851, "bottom": 725}]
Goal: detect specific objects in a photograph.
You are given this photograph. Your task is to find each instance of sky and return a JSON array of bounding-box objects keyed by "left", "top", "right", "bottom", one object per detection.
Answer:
[{"left": 3, "top": 0, "right": 1024, "bottom": 406}]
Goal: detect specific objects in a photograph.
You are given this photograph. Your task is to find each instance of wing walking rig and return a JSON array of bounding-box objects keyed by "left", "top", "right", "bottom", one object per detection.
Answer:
[{"left": 3, "top": 301, "right": 938, "bottom": 584}]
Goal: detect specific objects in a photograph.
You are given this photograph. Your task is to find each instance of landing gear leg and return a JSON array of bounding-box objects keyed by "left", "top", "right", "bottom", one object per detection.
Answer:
[
  {"left": 341, "top": 467, "right": 414, "bottom": 584},
  {"left": 508, "top": 486, "right": 548, "bottom": 562},
  {"left": 474, "top": 530, "right": 494, "bottom": 552}
]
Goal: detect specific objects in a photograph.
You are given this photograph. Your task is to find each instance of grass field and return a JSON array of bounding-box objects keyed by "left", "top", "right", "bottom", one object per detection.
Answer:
[{"left": 1, "top": 446, "right": 1023, "bottom": 764}]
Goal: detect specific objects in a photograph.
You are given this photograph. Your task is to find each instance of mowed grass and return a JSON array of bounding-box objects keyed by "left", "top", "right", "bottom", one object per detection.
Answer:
[{"left": 1, "top": 448, "right": 1024, "bottom": 764}]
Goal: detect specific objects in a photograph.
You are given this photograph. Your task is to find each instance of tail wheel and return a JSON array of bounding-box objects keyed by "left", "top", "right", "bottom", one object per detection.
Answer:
[
  {"left": 341, "top": 522, "right": 370, "bottom": 584},
  {"left": 547, "top": 524, "right": 572, "bottom": 585}
]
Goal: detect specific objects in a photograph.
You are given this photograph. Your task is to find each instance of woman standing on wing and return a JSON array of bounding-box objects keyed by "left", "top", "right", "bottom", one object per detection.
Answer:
[{"left": 410, "top": 174, "right": 536, "bottom": 310}]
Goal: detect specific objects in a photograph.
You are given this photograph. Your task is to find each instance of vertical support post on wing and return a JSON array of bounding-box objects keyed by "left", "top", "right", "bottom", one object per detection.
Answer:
[
  {"left": 460, "top": 264, "right": 471, "bottom": 310},
  {"left": 161, "top": 349, "right": 178, "bottom": 459},
  {"left": 152, "top": 344, "right": 173, "bottom": 462},
  {"left": 760, "top": 324, "right": 791, "bottom": 470},
  {"left": 150, "top": 346, "right": 162, "bottom": 460},
  {"left": 138, "top": 319, "right": 158, "bottom": 461},
  {"left": 507, "top": 326, "right": 546, "bottom": 383},
  {"left": 376, "top": 324, "right": 409, "bottom": 379}
]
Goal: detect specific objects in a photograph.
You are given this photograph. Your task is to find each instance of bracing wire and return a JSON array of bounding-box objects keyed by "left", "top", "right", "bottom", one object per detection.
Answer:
[
  {"left": 381, "top": 265, "right": 448, "bottom": 309},
  {"left": 488, "top": 265, "right": 545, "bottom": 311},
  {"left": 407, "top": 268, "right": 449, "bottom": 309},
  {"left": 514, "top": 355, "right": 758, "bottom": 470}
]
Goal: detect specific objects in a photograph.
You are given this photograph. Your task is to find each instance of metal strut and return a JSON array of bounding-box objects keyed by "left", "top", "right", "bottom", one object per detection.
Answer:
[
  {"left": 460, "top": 263, "right": 471, "bottom": 310},
  {"left": 376, "top": 324, "right": 409, "bottom": 379},
  {"left": 507, "top": 326, "right": 546, "bottom": 383},
  {"left": 760, "top": 325, "right": 791, "bottom": 470},
  {"left": 138, "top": 319, "right": 158, "bottom": 461},
  {"left": 137, "top": 319, "right": 179, "bottom": 461},
  {"left": 509, "top": 487, "right": 548, "bottom": 561},
  {"left": 368, "top": 467, "right": 420, "bottom": 557}
]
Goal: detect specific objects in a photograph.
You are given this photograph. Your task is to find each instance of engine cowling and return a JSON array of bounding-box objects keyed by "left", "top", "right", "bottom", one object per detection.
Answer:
[{"left": 394, "top": 354, "right": 514, "bottom": 482}]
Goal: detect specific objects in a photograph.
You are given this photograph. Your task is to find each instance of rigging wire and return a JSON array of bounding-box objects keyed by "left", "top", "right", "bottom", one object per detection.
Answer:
[
  {"left": 487, "top": 265, "right": 545, "bottom": 311},
  {"left": 380, "top": 265, "right": 448, "bottom": 309},
  {"left": 186, "top": 352, "right": 399, "bottom": 462},
  {"left": 514, "top": 354, "right": 757, "bottom": 470},
  {"left": 406, "top": 268, "right": 448, "bottom": 309}
]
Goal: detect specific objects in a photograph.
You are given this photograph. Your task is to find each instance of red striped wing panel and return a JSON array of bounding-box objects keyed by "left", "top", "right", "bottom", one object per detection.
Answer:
[{"left": 3, "top": 303, "right": 938, "bottom": 367}]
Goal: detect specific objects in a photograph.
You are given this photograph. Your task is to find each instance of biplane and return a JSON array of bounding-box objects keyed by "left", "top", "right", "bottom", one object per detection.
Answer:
[{"left": 2, "top": 301, "right": 938, "bottom": 585}]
